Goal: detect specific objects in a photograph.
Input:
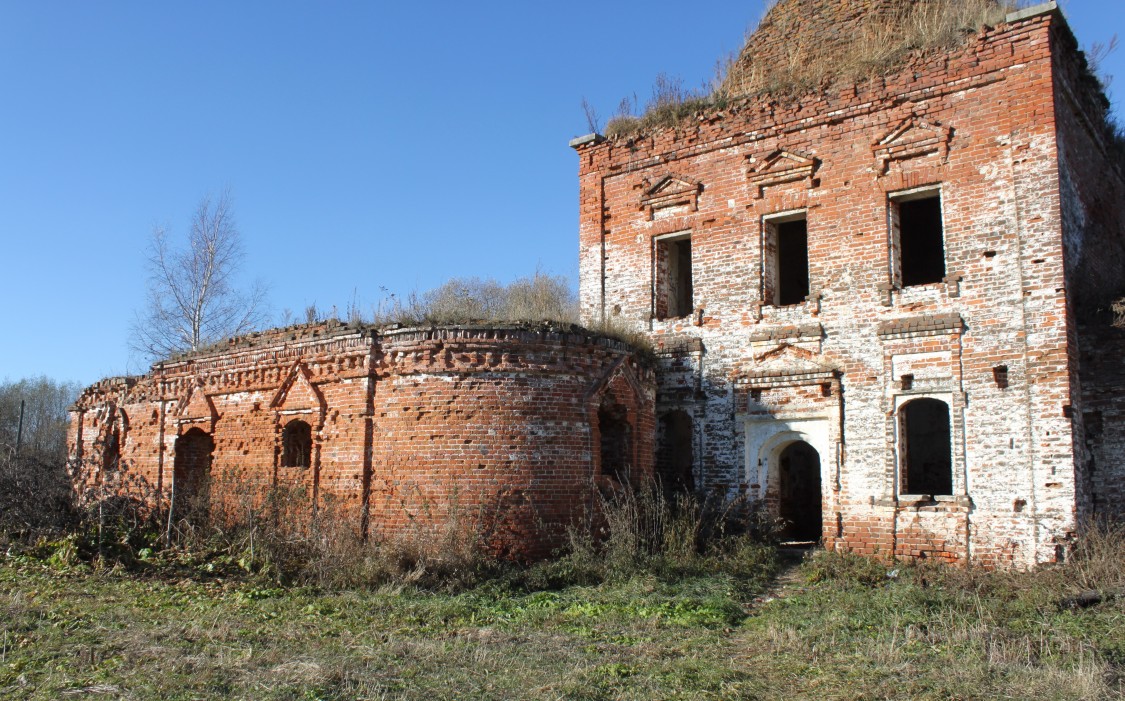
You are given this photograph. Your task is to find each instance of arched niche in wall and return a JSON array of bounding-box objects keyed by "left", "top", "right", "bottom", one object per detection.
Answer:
[
  {"left": 270, "top": 362, "right": 327, "bottom": 474},
  {"left": 173, "top": 426, "right": 214, "bottom": 517},
  {"left": 583, "top": 357, "right": 652, "bottom": 488}
]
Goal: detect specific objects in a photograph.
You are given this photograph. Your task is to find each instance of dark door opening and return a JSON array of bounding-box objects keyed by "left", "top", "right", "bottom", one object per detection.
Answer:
[
  {"left": 778, "top": 441, "right": 822, "bottom": 542},
  {"left": 174, "top": 428, "right": 214, "bottom": 514},
  {"left": 658, "top": 235, "right": 694, "bottom": 319},
  {"left": 657, "top": 411, "right": 694, "bottom": 497}
]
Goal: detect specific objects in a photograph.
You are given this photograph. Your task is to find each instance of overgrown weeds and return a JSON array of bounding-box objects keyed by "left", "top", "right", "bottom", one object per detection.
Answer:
[
  {"left": 9, "top": 474, "right": 781, "bottom": 601},
  {"left": 1113, "top": 297, "right": 1125, "bottom": 328},
  {"left": 370, "top": 271, "right": 579, "bottom": 328},
  {"left": 524, "top": 483, "right": 779, "bottom": 593},
  {"left": 5, "top": 519, "right": 1125, "bottom": 698},
  {"left": 163, "top": 477, "right": 502, "bottom": 591},
  {"left": 363, "top": 271, "right": 656, "bottom": 357},
  {"left": 605, "top": 0, "right": 1029, "bottom": 139},
  {"left": 0, "top": 377, "right": 81, "bottom": 540}
]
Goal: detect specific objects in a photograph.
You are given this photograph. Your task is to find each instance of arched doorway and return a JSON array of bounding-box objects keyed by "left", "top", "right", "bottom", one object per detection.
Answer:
[
  {"left": 657, "top": 411, "right": 694, "bottom": 496},
  {"left": 778, "top": 440, "right": 822, "bottom": 542},
  {"left": 174, "top": 428, "right": 214, "bottom": 513}
]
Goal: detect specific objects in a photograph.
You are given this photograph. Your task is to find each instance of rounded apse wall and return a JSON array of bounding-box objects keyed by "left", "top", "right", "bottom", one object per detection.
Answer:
[{"left": 368, "top": 325, "right": 655, "bottom": 560}]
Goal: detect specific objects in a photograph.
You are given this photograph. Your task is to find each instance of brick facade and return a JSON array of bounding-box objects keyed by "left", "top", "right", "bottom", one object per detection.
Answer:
[
  {"left": 571, "top": 2, "right": 1125, "bottom": 567},
  {"left": 69, "top": 2, "right": 1125, "bottom": 568},
  {"left": 68, "top": 323, "right": 655, "bottom": 559}
]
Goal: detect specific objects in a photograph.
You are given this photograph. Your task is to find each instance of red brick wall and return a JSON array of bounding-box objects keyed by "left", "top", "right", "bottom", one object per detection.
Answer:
[
  {"left": 574, "top": 8, "right": 1102, "bottom": 567},
  {"left": 69, "top": 323, "right": 656, "bottom": 560}
]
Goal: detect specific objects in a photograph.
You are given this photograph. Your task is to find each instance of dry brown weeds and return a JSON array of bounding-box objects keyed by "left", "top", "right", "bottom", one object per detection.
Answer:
[{"left": 607, "top": 0, "right": 1025, "bottom": 139}]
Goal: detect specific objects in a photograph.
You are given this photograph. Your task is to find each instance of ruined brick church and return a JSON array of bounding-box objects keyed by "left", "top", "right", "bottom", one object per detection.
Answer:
[{"left": 70, "top": 0, "right": 1125, "bottom": 566}]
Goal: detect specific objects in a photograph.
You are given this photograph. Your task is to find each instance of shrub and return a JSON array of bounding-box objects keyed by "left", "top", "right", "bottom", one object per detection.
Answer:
[
  {"left": 372, "top": 271, "right": 579, "bottom": 327},
  {"left": 1064, "top": 519, "right": 1125, "bottom": 594},
  {"left": 804, "top": 548, "right": 891, "bottom": 587},
  {"left": 525, "top": 482, "right": 778, "bottom": 590}
]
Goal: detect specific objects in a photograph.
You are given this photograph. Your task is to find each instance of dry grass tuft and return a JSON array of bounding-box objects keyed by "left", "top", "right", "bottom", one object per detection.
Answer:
[
  {"left": 165, "top": 476, "right": 498, "bottom": 591},
  {"left": 526, "top": 481, "right": 779, "bottom": 590},
  {"left": 722, "top": 0, "right": 1016, "bottom": 97},
  {"left": 369, "top": 271, "right": 656, "bottom": 357},
  {"left": 606, "top": 0, "right": 1023, "bottom": 139},
  {"left": 1113, "top": 298, "right": 1125, "bottom": 328},
  {"left": 370, "top": 271, "right": 580, "bottom": 328}
]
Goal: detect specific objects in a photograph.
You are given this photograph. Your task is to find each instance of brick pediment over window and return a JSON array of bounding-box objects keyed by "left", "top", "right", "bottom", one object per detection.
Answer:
[
  {"left": 271, "top": 362, "right": 327, "bottom": 424},
  {"left": 746, "top": 149, "right": 819, "bottom": 199},
  {"left": 639, "top": 174, "right": 702, "bottom": 220},
  {"left": 737, "top": 343, "right": 838, "bottom": 384},
  {"left": 873, "top": 117, "right": 953, "bottom": 174}
]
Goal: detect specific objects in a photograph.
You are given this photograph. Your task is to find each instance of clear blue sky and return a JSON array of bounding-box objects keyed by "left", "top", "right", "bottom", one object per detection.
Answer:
[{"left": 1, "top": 1, "right": 1121, "bottom": 385}]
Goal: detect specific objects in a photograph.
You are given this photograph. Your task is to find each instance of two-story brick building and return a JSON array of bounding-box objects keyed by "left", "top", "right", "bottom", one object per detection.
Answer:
[
  {"left": 570, "top": 0, "right": 1125, "bottom": 566},
  {"left": 70, "top": 0, "right": 1125, "bottom": 567}
]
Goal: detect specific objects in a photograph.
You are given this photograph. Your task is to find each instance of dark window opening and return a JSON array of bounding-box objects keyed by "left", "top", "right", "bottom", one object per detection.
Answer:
[
  {"left": 281, "top": 419, "right": 312, "bottom": 468},
  {"left": 1084, "top": 411, "right": 1104, "bottom": 440},
  {"left": 102, "top": 428, "right": 120, "bottom": 472},
  {"left": 173, "top": 428, "right": 214, "bottom": 513},
  {"left": 657, "top": 411, "right": 694, "bottom": 497},
  {"left": 598, "top": 400, "right": 632, "bottom": 482},
  {"left": 776, "top": 219, "right": 810, "bottom": 305},
  {"left": 778, "top": 441, "right": 822, "bottom": 542},
  {"left": 894, "top": 192, "right": 945, "bottom": 287},
  {"left": 900, "top": 374, "right": 914, "bottom": 391},
  {"left": 993, "top": 365, "right": 1009, "bottom": 389},
  {"left": 900, "top": 398, "right": 953, "bottom": 496},
  {"left": 657, "top": 235, "right": 693, "bottom": 319}
]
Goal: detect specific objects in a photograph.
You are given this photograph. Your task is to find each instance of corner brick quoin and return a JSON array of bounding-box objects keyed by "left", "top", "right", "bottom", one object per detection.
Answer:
[{"left": 72, "top": 1, "right": 1125, "bottom": 568}]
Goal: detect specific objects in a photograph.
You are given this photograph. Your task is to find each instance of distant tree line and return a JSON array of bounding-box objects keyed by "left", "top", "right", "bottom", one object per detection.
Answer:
[{"left": 0, "top": 377, "right": 81, "bottom": 533}]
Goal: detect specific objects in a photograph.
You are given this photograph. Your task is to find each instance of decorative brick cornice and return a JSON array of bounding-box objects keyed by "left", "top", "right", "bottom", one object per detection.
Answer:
[
  {"left": 747, "top": 323, "right": 824, "bottom": 343},
  {"left": 653, "top": 334, "right": 704, "bottom": 356},
  {"left": 877, "top": 313, "right": 963, "bottom": 339}
]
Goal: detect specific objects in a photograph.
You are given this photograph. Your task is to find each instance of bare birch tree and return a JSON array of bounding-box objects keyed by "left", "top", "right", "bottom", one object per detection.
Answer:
[{"left": 131, "top": 191, "right": 267, "bottom": 360}]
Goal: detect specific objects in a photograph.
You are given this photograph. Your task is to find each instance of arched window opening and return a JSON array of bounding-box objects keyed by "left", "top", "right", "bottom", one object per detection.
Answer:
[
  {"left": 657, "top": 411, "right": 694, "bottom": 496},
  {"left": 778, "top": 441, "right": 822, "bottom": 542},
  {"left": 102, "top": 427, "right": 120, "bottom": 472},
  {"left": 281, "top": 419, "right": 312, "bottom": 468},
  {"left": 900, "top": 398, "right": 953, "bottom": 496},
  {"left": 598, "top": 399, "right": 632, "bottom": 482},
  {"left": 101, "top": 409, "right": 127, "bottom": 473},
  {"left": 173, "top": 428, "right": 214, "bottom": 511}
]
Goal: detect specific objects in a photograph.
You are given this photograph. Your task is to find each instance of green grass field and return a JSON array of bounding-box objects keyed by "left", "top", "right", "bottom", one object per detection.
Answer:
[{"left": 2, "top": 545, "right": 1122, "bottom": 701}]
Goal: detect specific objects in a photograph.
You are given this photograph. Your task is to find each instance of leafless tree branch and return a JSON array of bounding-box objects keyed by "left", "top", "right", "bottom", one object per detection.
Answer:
[{"left": 130, "top": 190, "right": 268, "bottom": 360}]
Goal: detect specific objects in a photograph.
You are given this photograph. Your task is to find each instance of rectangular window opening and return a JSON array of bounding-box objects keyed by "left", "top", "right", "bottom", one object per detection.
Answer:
[
  {"left": 764, "top": 212, "right": 809, "bottom": 306},
  {"left": 656, "top": 234, "right": 693, "bottom": 319},
  {"left": 891, "top": 189, "right": 945, "bottom": 287},
  {"left": 900, "top": 397, "right": 953, "bottom": 497}
]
